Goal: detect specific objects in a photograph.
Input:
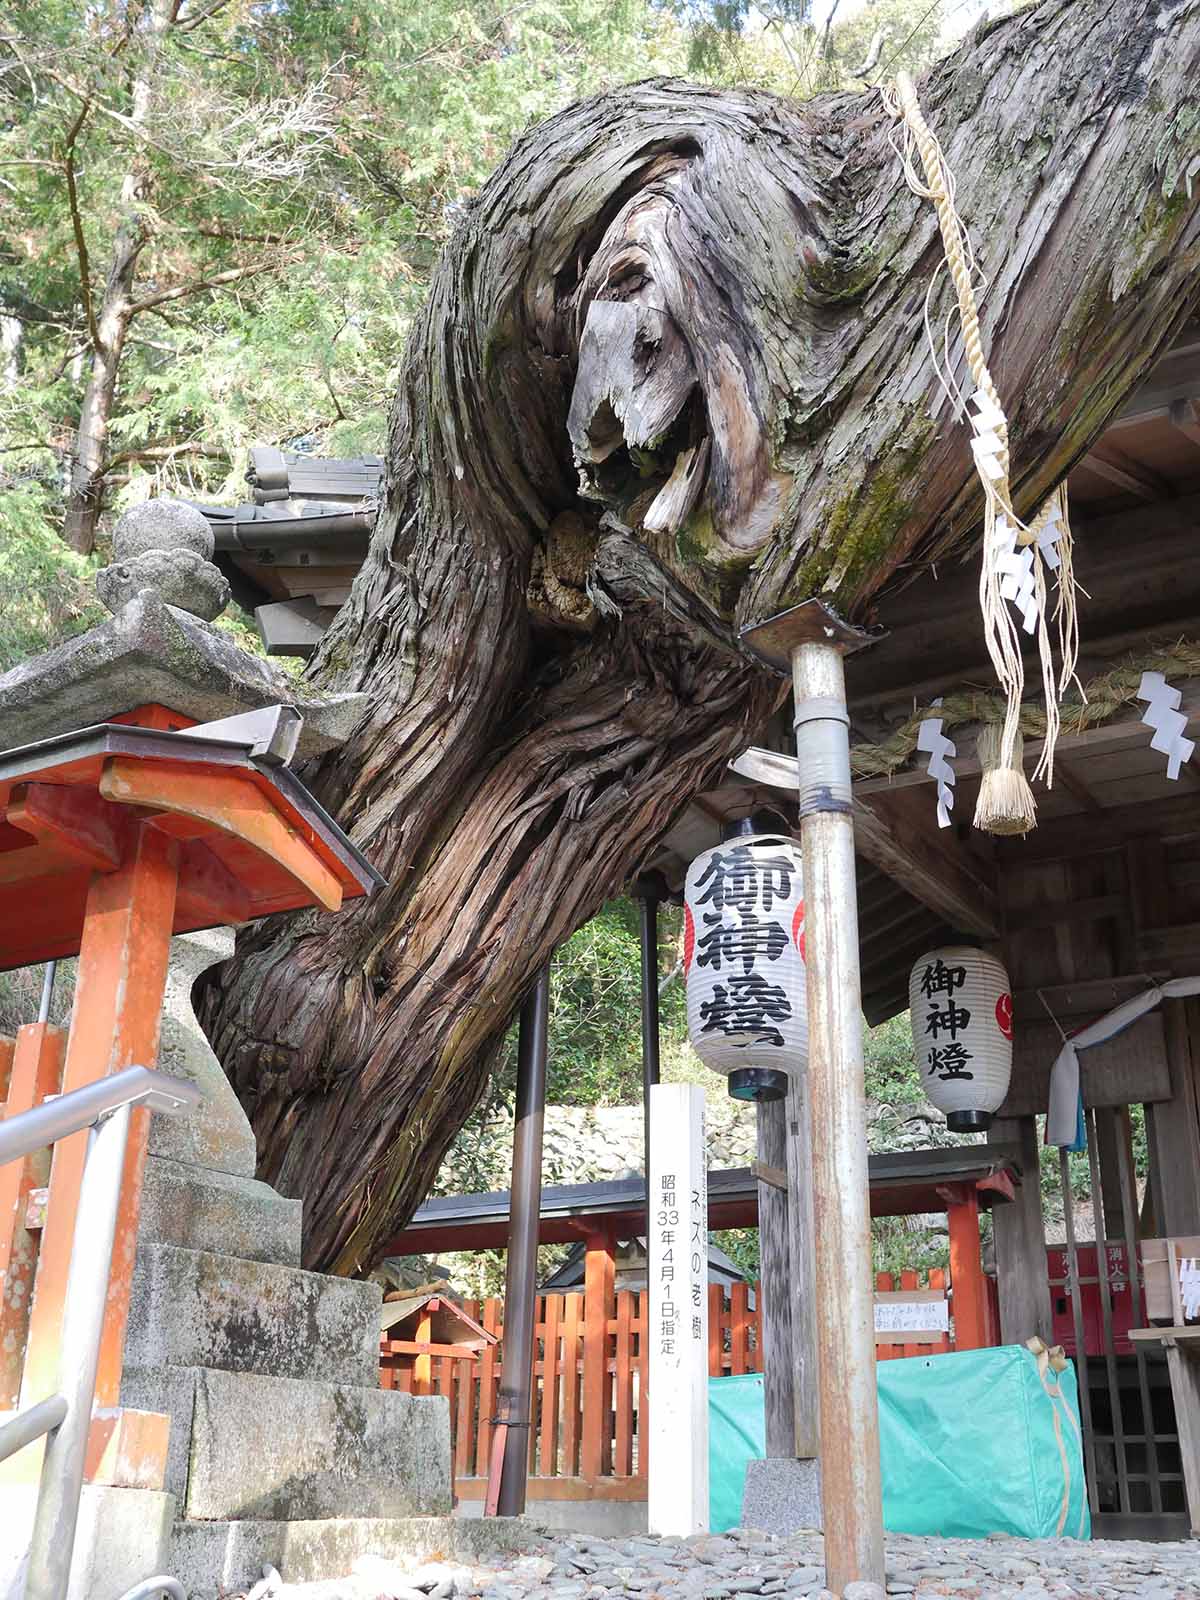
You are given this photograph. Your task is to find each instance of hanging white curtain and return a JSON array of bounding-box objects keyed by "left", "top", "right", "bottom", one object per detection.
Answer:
[{"left": 1046, "top": 976, "right": 1200, "bottom": 1148}]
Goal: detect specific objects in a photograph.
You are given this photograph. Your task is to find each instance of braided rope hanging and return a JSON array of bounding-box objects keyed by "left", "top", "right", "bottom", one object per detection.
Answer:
[{"left": 881, "top": 72, "right": 1081, "bottom": 834}]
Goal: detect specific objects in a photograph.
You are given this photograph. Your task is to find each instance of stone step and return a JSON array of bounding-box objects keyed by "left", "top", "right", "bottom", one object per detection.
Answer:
[
  {"left": 124, "top": 1242, "right": 380, "bottom": 1384},
  {"left": 0, "top": 1484, "right": 175, "bottom": 1600},
  {"left": 169, "top": 1512, "right": 537, "bottom": 1600},
  {"left": 154, "top": 1365, "right": 450, "bottom": 1521},
  {"left": 138, "top": 1153, "right": 303, "bottom": 1265}
]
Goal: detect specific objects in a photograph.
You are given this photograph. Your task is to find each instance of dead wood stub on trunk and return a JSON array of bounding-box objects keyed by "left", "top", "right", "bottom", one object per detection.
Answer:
[{"left": 204, "top": 0, "right": 1200, "bottom": 1274}]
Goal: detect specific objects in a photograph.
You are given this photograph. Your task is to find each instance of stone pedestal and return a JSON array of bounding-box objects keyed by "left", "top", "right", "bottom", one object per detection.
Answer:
[
  {"left": 741, "top": 1456, "right": 823, "bottom": 1537},
  {"left": 117, "top": 932, "right": 455, "bottom": 1595}
]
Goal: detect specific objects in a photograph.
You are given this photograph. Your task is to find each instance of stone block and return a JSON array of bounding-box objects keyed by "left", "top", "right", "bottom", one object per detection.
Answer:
[
  {"left": 183, "top": 1366, "right": 451, "bottom": 1520},
  {"left": 124, "top": 1243, "right": 380, "bottom": 1384},
  {"left": 138, "top": 1154, "right": 302, "bottom": 1265},
  {"left": 169, "top": 1514, "right": 538, "bottom": 1599},
  {"left": 150, "top": 928, "right": 257, "bottom": 1178},
  {"left": 741, "top": 1455, "right": 823, "bottom": 1537},
  {"left": 0, "top": 1484, "right": 174, "bottom": 1600}
]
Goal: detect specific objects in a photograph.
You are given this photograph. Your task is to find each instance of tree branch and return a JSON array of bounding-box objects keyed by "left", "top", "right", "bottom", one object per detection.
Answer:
[
  {"left": 61, "top": 98, "right": 100, "bottom": 353},
  {"left": 126, "top": 257, "right": 283, "bottom": 315},
  {"left": 175, "top": 0, "right": 235, "bottom": 32},
  {"left": 103, "top": 439, "right": 227, "bottom": 470}
]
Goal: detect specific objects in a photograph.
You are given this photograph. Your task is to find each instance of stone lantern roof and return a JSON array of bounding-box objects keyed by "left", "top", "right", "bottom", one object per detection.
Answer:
[{"left": 0, "top": 498, "right": 366, "bottom": 758}]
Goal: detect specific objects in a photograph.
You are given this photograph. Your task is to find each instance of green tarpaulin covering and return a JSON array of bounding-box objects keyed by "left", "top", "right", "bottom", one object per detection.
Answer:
[{"left": 709, "top": 1346, "right": 1089, "bottom": 1540}]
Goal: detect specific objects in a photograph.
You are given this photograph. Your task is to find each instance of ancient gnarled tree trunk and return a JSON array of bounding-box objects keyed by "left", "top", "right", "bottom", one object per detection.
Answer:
[{"left": 203, "top": 0, "right": 1200, "bottom": 1274}]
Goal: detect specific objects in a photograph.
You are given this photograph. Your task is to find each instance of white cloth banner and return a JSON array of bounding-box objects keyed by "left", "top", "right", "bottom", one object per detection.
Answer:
[{"left": 1046, "top": 976, "right": 1200, "bottom": 1147}]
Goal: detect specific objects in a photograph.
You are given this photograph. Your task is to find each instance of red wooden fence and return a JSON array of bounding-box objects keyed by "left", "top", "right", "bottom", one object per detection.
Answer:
[{"left": 381, "top": 1270, "right": 966, "bottom": 1500}]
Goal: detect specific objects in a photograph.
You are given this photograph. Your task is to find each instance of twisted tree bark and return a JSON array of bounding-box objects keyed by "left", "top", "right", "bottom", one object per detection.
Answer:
[{"left": 203, "top": 0, "right": 1200, "bottom": 1274}]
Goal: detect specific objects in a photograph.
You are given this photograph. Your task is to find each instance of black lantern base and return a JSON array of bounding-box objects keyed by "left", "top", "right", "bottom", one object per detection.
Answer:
[
  {"left": 947, "top": 1108, "right": 993, "bottom": 1133},
  {"left": 727, "top": 1067, "right": 788, "bottom": 1104}
]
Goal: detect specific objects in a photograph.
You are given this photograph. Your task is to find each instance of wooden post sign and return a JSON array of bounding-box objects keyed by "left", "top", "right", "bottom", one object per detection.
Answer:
[{"left": 648, "top": 1082, "right": 709, "bottom": 1535}]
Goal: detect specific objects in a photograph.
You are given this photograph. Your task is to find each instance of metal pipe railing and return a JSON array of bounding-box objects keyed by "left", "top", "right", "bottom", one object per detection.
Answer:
[
  {"left": 0, "top": 1064, "right": 202, "bottom": 1600},
  {"left": 117, "top": 1580, "right": 185, "bottom": 1600},
  {"left": 0, "top": 1394, "right": 68, "bottom": 1464},
  {"left": 0, "top": 1065, "right": 200, "bottom": 1168}
]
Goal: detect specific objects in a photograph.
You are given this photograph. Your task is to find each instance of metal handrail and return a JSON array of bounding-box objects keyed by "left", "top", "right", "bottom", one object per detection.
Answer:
[
  {"left": 0, "top": 1065, "right": 201, "bottom": 1167},
  {"left": 1, "top": 1064, "right": 202, "bottom": 1600},
  {"left": 0, "top": 1394, "right": 67, "bottom": 1463},
  {"left": 117, "top": 1579, "right": 185, "bottom": 1600}
]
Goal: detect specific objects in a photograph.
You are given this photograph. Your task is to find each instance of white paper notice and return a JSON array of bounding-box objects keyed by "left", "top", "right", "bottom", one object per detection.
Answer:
[{"left": 648, "top": 1081, "right": 709, "bottom": 1536}]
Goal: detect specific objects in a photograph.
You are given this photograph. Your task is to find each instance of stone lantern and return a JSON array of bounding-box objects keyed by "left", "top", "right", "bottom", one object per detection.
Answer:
[{"left": 0, "top": 503, "right": 456, "bottom": 1598}]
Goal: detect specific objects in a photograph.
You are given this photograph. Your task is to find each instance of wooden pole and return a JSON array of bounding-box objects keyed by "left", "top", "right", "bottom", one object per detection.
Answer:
[
  {"left": 783, "top": 1073, "right": 820, "bottom": 1458},
  {"left": 495, "top": 965, "right": 550, "bottom": 1516},
  {"left": 755, "top": 1098, "right": 795, "bottom": 1459},
  {"left": 792, "top": 634, "right": 885, "bottom": 1594}
]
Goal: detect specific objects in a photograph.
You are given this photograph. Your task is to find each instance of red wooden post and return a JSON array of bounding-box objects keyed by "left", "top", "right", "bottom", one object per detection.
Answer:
[
  {"left": 412, "top": 1310, "right": 434, "bottom": 1395},
  {"left": 0, "top": 1022, "right": 65, "bottom": 1408},
  {"left": 708, "top": 1282, "right": 723, "bottom": 1376},
  {"left": 20, "top": 827, "right": 178, "bottom": 1422},
  {"left": 457, "top": 1300, "right": 480, "bottom": 1480},
  {"left": 613, "top": 1290, "right": 633, "bottom": 1476},
  {"left": 634, "top": 1287, "right": 648, "bottom": 1481},
  {"left": 730, "top": 1281, "right": 749, "bottom": 1375},
  {"left": 476, "top": 1298, "right": 501, "bottom": 1477},
  {"left": 540, "top": 1292, "right": 561, "bottom": 1477},
  {"left": 581, "top": 1229, "right": 614, "bottom": 1478},
  {"left": 561, "top": 1291, "right": 583, "bottom": 1477},
  {"left": 948, "top": 1188, "right": 988, "bottom": 1350}
]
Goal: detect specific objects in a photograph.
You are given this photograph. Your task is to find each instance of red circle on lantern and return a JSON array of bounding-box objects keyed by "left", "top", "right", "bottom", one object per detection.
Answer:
[
  {"left": 683, "top": 904, "right": 695, "bottom": 975},
  {"left": 996, "top": 992, "right": 1013, "bottom": 1040},
  {"left": 792, "top": 898, "right": 806, "bottom": 962}
]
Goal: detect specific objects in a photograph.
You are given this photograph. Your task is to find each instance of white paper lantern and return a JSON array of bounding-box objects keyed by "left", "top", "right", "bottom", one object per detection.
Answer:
[
  {"left": 909, "top": 946, "right": 1013, "bottom": 1132},
  {"left": 684, "top": 831, "right": 807, "bottom": 1102}
]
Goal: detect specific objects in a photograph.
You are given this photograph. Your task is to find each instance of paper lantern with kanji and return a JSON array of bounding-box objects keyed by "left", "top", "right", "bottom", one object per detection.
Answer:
[
  {"left": 909, "top": 946, "right": 1013, "bottom": 1132},
  {"left": 683, "top": 830, "right": 807, "bottom": 1103}
]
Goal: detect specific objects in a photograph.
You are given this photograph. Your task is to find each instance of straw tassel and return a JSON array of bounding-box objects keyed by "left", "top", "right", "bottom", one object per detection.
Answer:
[
  {"left": 974, "top": 724, "right": 1035, "bottom": 836},
  {"left": 882, "top": 73, "right": 1081, "bottom": 834}
]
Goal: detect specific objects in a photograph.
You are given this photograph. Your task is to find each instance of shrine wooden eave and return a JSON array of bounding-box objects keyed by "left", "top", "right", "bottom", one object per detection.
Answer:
[
  {"left": 379, "top": 1291, "right": 497, "bottom": 1346},
  {"left": 0, "top": 721, "right": 385, "bottom": 970},
  {"left": 377, "top": 1147, "right": 1020, "bottom": 1259}
]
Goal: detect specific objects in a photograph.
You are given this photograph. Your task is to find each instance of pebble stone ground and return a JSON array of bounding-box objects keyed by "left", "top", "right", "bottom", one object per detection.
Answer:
[{"left": 243, "top": 1527, "right": 1200, "bottom": 1600}]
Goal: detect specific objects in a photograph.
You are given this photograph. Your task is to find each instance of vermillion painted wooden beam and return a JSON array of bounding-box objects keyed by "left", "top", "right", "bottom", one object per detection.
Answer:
[
  {"left": 99, "top": 757, "right": 343, "bottom": 911},
  {"left": 0, "top": 785, "right": 125, "bottom": 886}
]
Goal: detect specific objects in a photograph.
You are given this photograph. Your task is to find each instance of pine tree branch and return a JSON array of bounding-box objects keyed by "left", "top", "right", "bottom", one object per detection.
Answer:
[
  {"left": 61, "top": 98, "right": 100, "bottom": 353},
  {"left": 126, "top": 257, "right": 282, "bottom": 315},
  {"left": 175, "top": 0, "right": 235, "bottom": 34}
]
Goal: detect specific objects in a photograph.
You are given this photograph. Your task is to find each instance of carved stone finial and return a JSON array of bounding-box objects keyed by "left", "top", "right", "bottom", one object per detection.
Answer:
[{"left": 98, "top": 499, "right": 231, "bottom": 621}]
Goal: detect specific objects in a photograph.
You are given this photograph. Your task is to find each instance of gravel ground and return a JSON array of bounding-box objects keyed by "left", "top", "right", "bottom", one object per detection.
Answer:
[{"left": 240, "top": 1526, "right": 1200, "bottom": 1600}]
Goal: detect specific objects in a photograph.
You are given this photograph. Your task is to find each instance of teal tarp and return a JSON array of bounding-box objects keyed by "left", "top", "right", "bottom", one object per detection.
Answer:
[
  {"left": 708, "top": 1346, "right": 1090, "bottom": 1540},
  {"left": 709, "top": 1374, "right": 767, "bottom": 1535}
]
